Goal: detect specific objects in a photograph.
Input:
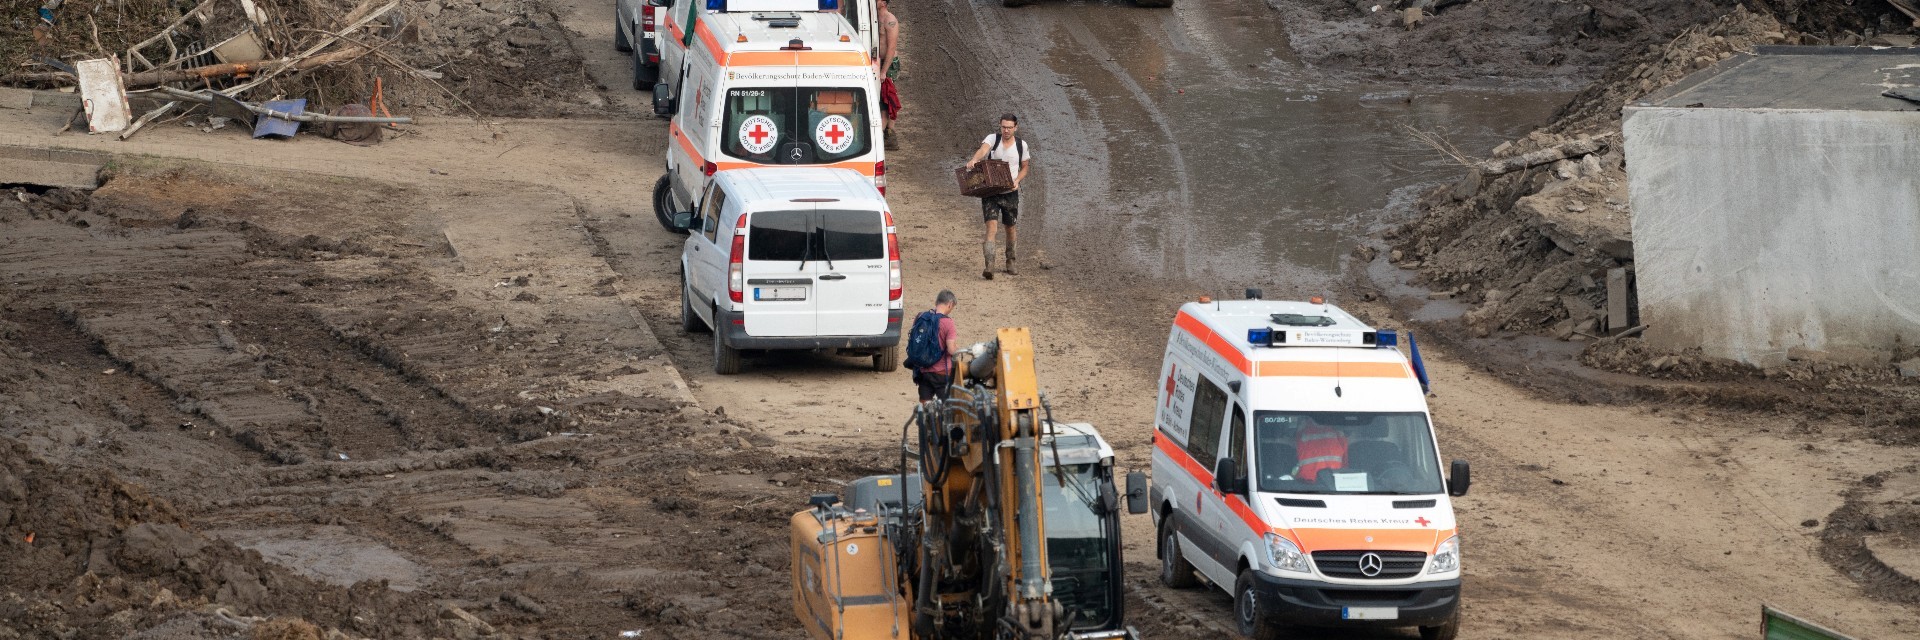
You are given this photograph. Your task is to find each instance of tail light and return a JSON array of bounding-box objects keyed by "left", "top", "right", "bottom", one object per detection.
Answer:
[
  {"left": 641, "top": 9, "right": 655, "bottom": 32},
  {"left": 727, "top": 215, "right": 747, "bottom": 303},
  {"left": 874, "top": 161, "right": 886, "bottom": 195},
  {"left": 703, "top": 161, "right": 718, "bottom": 176},
  {"left": 885, "top": 211, "right": 901, "bottom": 301}
]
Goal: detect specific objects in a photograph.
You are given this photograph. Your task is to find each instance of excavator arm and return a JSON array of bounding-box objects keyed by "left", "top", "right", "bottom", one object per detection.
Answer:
[{"left": 913, "top": 327, "right": 1060, "bottom": 640}]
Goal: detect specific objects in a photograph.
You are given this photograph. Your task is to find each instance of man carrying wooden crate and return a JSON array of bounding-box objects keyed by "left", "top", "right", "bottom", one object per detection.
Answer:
[{"left": 963, "top": 113, "right": 1033, "bottom": 280}]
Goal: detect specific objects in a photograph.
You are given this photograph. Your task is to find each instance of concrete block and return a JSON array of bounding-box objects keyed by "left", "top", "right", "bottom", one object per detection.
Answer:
[
  {"left": 0, "top": 88, "right": 32, "bottom": 110},
  {"left": 0, "top": 145, "right": 105, "bottom": 190},
  {"left": 1606, "top": 268, "right": 1631, "bottom": 334}
]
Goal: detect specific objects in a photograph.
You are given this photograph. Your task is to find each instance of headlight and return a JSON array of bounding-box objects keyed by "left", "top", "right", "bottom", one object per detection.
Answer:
[
  {"left": 1264, "top": 533, "right": 1310, "bottom": 573},
  {"left": 1429, "top": 536, "right": 1459, "bottom": 574}
]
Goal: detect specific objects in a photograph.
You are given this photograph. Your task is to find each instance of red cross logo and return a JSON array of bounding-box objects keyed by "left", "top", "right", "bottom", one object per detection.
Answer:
[
  {"left": 747, "top": 124, "right": 770, "bottom": 145},
  {"left": 1415, "top": 516, "right": 1431, "bottom": 527},
  {"left": 1164, "top": 365, "right": 1176, "bottom": 406},
  {"left": 824, "top": 123, "right": 845, "bottom": 145}
]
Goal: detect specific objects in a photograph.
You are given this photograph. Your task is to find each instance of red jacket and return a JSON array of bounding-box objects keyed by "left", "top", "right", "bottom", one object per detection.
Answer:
[{"left": 1295, "top": 423, "right": 1348, "bottom": 481}]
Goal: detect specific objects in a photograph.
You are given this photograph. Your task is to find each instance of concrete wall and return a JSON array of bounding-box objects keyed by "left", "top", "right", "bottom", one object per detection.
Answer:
[{"left": 1623, "top": 107, "right": 1920, "bottom": 366}]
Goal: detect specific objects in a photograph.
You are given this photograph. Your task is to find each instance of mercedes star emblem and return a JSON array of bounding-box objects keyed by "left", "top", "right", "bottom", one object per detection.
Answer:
[
  {"left": 1358, "top": 552, "right": 1384, "bottom": 577},
  {"left": 789, "top": 147, "right": 804, "bottom": 161}
]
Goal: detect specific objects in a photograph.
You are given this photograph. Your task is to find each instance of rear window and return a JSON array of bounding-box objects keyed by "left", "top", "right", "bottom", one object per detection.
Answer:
[
  {"left": 747, "top": 211, "right": 810, "bottom": 261},
  {"left": 819, "top": 210, "right": 884, "bottom": 261}
]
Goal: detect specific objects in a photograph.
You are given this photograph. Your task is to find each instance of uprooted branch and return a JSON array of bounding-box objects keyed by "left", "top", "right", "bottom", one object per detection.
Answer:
[
  {"left": 119, "top": 46, "right": 368, "bottom": 88},
  {"left": 1475, "top": 133, "right": 1614, "bottom": 177}
]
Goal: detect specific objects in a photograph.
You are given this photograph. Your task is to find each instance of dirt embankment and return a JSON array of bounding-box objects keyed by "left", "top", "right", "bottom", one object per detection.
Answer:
[{"left": 1272, "top": 0, "right": 1741, "bottom": 85}]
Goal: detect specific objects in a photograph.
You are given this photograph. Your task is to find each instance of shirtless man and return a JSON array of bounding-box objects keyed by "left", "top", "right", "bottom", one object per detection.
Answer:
[{"left": 876, "top": 0, "right": 901, "bottom": 148}]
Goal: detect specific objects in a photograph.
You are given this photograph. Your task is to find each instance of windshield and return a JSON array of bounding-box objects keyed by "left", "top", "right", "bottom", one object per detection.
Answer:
[
  {"left": 1042, "top": 463, "right": 1116, "bottom": 630},
  {"left": 721, "top": 87, "right": 872, "bottom": 164},
  {"left": 1254, "top": 411, "right": 1444, "bottom": 495}
]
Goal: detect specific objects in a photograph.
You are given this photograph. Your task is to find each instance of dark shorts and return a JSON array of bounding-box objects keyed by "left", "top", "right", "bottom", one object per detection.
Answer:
[
  {"left": 981, "top": 190, "right": 1019, "bottom": 226},
  {"left": 912, "top": 370, "right": 951, "bottom": 402}
]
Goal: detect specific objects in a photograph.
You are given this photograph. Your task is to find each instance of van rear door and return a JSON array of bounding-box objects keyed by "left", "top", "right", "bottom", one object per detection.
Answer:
[
  {"left": 813, "top": 208, "right": 889, "bottom": 337},
  {"left": 742, "top": 209, "right": 816, "bottom": 337}
]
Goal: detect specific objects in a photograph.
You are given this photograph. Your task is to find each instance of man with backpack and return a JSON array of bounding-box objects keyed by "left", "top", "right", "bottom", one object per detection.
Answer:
[
  {"left": 905, "top": 290, "right": 960, "bottom": 403},
  {"left": 963, "top": 114, "right": 1032, "bottom": 280}
]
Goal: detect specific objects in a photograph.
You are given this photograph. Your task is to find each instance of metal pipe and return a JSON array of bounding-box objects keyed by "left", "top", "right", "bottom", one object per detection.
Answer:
[
  {"left": 967, "top": 339, "right": 999, "bottom": 383},
  {"left": 153, "top": 86, "right": 413, "bottom": 124},
  {"left": 1011, "top": 412, "right": 1045, "bottom": 600}
]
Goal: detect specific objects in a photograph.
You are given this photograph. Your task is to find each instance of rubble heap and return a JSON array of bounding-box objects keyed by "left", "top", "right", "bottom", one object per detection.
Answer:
[
  {"left": 1, "top": 0, "right": 599, "bottom": 118},
  {"left": 1386, "top": 7, "right": 1789, "bottom": 344}
]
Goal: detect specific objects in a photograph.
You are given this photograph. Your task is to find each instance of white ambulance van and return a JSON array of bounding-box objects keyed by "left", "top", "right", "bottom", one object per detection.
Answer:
[
  {"left": 650, "top": 0, "right": 884, "bottom": 231},
  {"left": 663, "top": 167, "right": 902, "bottom": 375},
  {"left": 1149, "top": 291, "right": 1470, "bottom": 640}
]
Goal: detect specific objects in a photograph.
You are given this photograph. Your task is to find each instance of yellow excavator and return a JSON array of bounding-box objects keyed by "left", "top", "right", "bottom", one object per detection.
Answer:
[{"left": 791, "top": 328, "right": 1147, "bottom": 640}]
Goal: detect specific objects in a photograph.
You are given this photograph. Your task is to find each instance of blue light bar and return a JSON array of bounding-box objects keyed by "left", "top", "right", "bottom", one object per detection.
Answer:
[
  {"left": 707, "top": 0, "right": 724, "bottom": 9},
  {"left": 819, "top": 0, "right": 838, "bottom": 8},
  {"left": 1247, "top": 327, "right": 1272, "bottom": 347},
  {"left": 1375, "top": 330, "right": 1398, "bottom": 348}
]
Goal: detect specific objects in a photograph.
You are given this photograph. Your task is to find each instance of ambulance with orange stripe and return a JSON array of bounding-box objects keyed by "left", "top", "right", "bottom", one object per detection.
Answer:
[
  {"left": 1150, "top": 291, "right": 1471, "bottom": 640},
  {"left": 649, "top": 0, "right": 884, "bottom": 230}
]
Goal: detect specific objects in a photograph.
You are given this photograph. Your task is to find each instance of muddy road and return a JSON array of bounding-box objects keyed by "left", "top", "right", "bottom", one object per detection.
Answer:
[
  {"left": 897, "top": 0, "right": 1569, "bottom": 292},
  {"left": 1, "top": 0, "right": 1918, "bottom": 638}
]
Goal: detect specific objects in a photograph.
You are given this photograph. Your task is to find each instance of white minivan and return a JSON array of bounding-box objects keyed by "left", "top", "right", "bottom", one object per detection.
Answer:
[
  {"left": 1150, "top": 292, "right": 1469, "bottom": 640},
  {"left": 665, "top": 167, "right": 902, "bottom": 374}
]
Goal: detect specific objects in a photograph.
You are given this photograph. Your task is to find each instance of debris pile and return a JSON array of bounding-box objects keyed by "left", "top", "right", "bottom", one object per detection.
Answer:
[
  {"left": 1, "top": 0, "right": 598, "bottom": 129},
  {"left": 1386, "top": 7, "right": 1790, "bottom": 343}
]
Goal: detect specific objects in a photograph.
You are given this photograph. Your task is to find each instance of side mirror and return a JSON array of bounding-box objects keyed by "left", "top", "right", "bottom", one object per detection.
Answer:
[
  {"left": 1212, "top": 458, "right": 1244, "bottom": 496},
  {"left": 645, "top": 0, "right": 669, "bottom": 6},
  {"left": 668, "top": 211, "right": 696, "bottom": 232},
  {"left": 1125, "top": 470, "right": 1149, "bottom": 515},
  {"left": 1448, "top": 459, "right": 1471, "bottom": 497},
  {"left": 652, "top": 83, "right": 675, "bottom": 116}
]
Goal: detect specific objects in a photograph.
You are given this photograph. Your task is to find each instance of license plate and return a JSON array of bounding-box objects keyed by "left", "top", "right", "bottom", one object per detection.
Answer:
[
  {"left": 754, "top": 286, "right": 806, "bottom": 301},
  {"left": 1342, "top": 606, "right": 1398, "bottom": 620}
]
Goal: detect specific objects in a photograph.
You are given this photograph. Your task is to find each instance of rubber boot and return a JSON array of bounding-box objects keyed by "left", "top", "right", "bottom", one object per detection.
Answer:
[
  {"left": 982, "top": 241, "right": 996, "bottom": 280},
  {"left": 1005, "top": 237, "right": 1017, "bottom": 275}
]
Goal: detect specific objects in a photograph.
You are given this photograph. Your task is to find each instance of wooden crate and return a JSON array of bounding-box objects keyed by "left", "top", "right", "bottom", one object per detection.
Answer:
[{"left": 955, "top": 160, "right": 1014, "bottom": 197}]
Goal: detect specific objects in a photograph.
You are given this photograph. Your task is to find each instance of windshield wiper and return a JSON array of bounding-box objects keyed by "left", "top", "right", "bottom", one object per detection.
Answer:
[
  {"left": 794, "top": 225, "right": 812, "bottom": 271},
  {"left": 817, "top": 223, "right": 836, "bottom": 270}
]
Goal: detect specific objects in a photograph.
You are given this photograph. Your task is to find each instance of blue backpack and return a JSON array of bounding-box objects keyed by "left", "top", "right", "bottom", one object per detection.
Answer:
[{"left": 903, "top": 311, "right": 948, "bottom": 371}]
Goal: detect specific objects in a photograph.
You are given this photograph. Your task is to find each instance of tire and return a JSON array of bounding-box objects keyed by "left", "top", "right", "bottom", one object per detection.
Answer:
[
  {"left": 631, "top": 42, "right": 658, "bottom": 90},
  {"left": 614, "top": 10, "right": 633, "bottom": 52},
  {"left": 1158, "top": 520, "right": 1201, "bottom": 589},
  {"left": 1233, "top": 568, "right": 1280, "bottom": 640},
  {"left": 712, "top": 308, "right": 742, "bottom": 375},
  {"left": 873, "top": 344, "right": 901, "bottom": 372},
  {"left": 680, "top": 273, "right": 709, "bottom": 333},
  {"left": 1420, "top": 611, "right": 1461, "bottom": 640},
  {"left": 652, "top": 174, "right": 685, "bottom": 234}
]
